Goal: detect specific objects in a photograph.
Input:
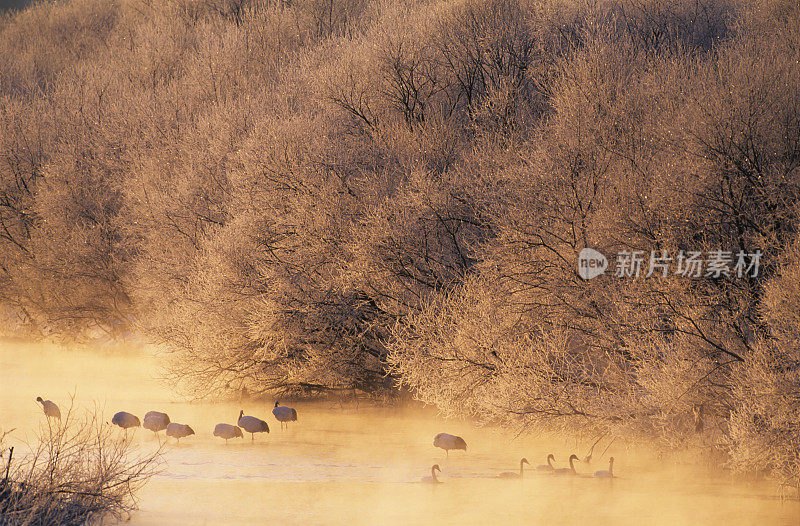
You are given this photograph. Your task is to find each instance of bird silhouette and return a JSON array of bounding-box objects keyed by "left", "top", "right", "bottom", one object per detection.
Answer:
[
  {"left": 36, "top": 397, "right": 60, "bottom": 420},
  {"left": 237, "top": 410, "right": 269, "bottom": 442},
  {"left": 594, "top": 457, "right": 615, "bottom": 478},
  {"left": 166, "top": 423, "right": 195, "bottom": 443},
  {"left": 498, "top": 458, "right": 530, "bottom": 478},
  {"left": 433, "top": 433, "right": 467, "bottom": 457},
  {"left": 143, "top": 411, "right": 170, "bottom": 438},
  {"left": 421, "top": 464, "right": 442, "bottom": 483},
  {"left": 554, "top": 454, "right": 579, "bottom": 475},
  {"left": 536, "top": 454, "right": 556, "bottom": 471},
  {"left": 213, "top": 423, "right": 243, "bottom": 444},
  {"left": 272, "top": 401, "right": 298, "bottom": 430},
  {"left": 111, "top": 411, "right": 140, "bottom": 438}
]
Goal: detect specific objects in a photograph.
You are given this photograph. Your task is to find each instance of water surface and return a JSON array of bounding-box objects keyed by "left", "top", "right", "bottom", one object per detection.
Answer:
[{"left": 0, "top": 340, "right": 797, "bottom": 525}]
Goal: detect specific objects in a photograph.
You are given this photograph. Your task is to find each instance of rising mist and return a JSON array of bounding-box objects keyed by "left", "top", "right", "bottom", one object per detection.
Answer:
[{"left": 1, "top": 0, "right": 799, "bottom": 497}]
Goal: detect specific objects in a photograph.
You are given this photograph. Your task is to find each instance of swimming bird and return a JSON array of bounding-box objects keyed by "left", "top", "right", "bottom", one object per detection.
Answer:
[
  {"left": 35, "top": 397, "right": 60, "bottom": 420},
  {"left": 166, "top": 423, "right": 195, "bottom": 443},
  {"left": 237, "top": 410, "right": 270, "bottom": 442},
  {"left": 536, "top": 454, "right": 556, "bottom": 471},
  {"left": 554, "top": 454, "right": 579, "bottom": 475},
  {"left": 213, "top": 423, "right": 243, "bottom": 444},
  {"left": 594, "top": 457, "right": 615, "bottom": 478},
  {"left": 272, "top": 401, "right": 298, "bottom": 429},
  {"left": 143, "top": 411, "right": 170, "bottom": 437},
  {"left": 421, "top": 464, "right": 442, "bottom": 484},
  {"left": 433, "top": 433, "right": 467, "bottom": 457},
  {"left": 111, "top": 411, "right": 140, "bottom": 437},
  {"left": 498, "top": 458, "right": 530, "bottom": 479}
]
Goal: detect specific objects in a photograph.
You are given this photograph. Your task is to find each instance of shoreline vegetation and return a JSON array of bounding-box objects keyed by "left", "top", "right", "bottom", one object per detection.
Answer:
[
  {"left": 1, "top": 0, "right": 799, "bottom": 493},
  {"left": 0, "top": 401, "right": 162, "bottom": 525}
]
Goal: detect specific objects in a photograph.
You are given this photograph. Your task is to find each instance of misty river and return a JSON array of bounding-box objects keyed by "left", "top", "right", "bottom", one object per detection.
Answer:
[{"left": 1, "top": 339, "right": 798, "bottom": 525}]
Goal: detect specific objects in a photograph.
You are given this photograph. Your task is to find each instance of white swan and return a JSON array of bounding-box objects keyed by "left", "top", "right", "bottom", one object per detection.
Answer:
[
  {"left": 554, "top": 454, "right": 579, "bottom": 475},
  {"left": 433, "top": 433, "right": 467, "bottom": 457},
  {"left": 594, "top": 457, "right": 615, "bottom": 478},
  {"left": 143, "top": 411, "right": 170, "bottom": 437},
  {"left": 237, "top": 410, "right": 270, "bottom": 442},
  {"left": 213, "top": 423, "right": 243, "bottom": 444},
  {"left": 498, "top": 458, "right": 529, "bottom": 478},
  {"left": 421, "top": 464, "right": 442, "bottom": 483},
  {"left": 35, "top": 397, "right": 60, "bottom": 420},
  {"left": 166, "top": 423, "right": 195, "bottom": 443},
  {"left": 536, "top": 453, "right": 555, "bottom": 471},
  {"left": 272, "top": 401, "right": 298, "bottom": 429}
]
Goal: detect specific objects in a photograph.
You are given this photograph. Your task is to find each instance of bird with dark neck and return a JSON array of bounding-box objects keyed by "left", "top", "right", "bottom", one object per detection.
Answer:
[
  {"left": 273, "top": 401, "right": 298, "bottom": 430},
  {"left": 36, "top": 397, "right": 60, "bottom": 420},
  {"left": 237, "top": 410, "right": 270, "bottom": 442}
]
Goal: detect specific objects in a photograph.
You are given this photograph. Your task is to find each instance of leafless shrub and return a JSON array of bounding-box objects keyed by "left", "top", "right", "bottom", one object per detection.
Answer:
[
  {"left": 294, "top": 0, "right": 371, "bottom": 38},
  {"left": 0, "top": 400, "right": 162, "bottom": 525}
]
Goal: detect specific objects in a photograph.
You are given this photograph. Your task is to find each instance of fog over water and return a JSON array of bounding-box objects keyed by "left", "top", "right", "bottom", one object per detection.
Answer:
[{"left": 1, "top": 340, "right": 797, "bottom": 525}]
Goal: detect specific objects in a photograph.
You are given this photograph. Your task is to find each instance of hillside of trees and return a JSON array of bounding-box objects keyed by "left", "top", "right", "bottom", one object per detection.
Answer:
[{"left": 1, "top": 0, "right": 799, "bottom": 483}]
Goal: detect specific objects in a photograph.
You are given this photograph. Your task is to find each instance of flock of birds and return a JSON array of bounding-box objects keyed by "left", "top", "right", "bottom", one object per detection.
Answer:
[
  {"left": 36, "top": 396, "right": 297, "bottom": 443},
  {"left": 34, "top": 397, "right": 614, "bottom": 484},
  {"left": 428, "top": 433, "right": 614, "bottom": 483}
]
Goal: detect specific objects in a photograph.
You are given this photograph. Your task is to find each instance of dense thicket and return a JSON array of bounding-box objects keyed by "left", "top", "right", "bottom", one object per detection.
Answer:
[{"left": 1, "top": 0, "right": 799, "bottom": 484}]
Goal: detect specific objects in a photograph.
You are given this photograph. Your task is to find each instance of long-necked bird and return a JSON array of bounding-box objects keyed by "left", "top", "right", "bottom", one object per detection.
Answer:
[
  {"left": 237, "top": 410, "right": 269, "bottom": 442},
  {"left": 498, "top": 458, "right": 530, "bottom": 479},
  {"left": 421, "top": 464, "right": 442, "bottom": 484},
  {"left": 554, "top": 454, "right": 579, "bottom": 475},
  {"left": 35, "top": 397, "right": 60, "bottom": 420},
  {"left": 272, "top": 401, "right": 298, "bottom": 430},
  {"left": 594, "top": 457, "right": 615, "bottom": 478},
  {"left": 536, "top": 454, "right": 556, "bottom": 471},
  {"left": 433, "top": 433, "right": 467, "bottom": 457}
]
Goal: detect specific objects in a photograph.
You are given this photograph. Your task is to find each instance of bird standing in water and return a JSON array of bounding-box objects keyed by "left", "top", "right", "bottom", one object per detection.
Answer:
[
  {"left": 237, "top": 410, "right": 270, "bottom": 442},
  {"left": 111, "top": 411, "right": 140, "bottom": 438},
  {"left": 143, "top": 411, "right": 170, "bottom": 438},
  {"left": 272, "top": 401, "right": 298, "bottom": 430},
  {"left": 433, "top": 433, "right": 467, "bottom": 457},
  {"left": 213, "top": 423, "right": 243, "bottom": 444},
  {"left": 166, "top": 423, "right": 195, "bottom": 443},
  {"left": 36, "top": 397, "right": 60, "bottom": 420}
]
